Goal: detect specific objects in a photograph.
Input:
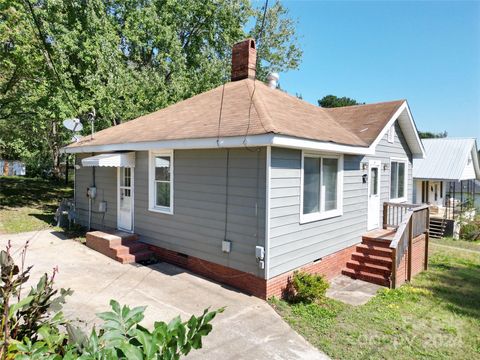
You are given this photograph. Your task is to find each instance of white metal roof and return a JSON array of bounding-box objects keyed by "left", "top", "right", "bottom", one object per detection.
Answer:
[
  {"left": 81, "top": 152, "right": 135, "bottom": 168},
  {"left": 413, "top": 138, "right": 480, "bottom": 181}
]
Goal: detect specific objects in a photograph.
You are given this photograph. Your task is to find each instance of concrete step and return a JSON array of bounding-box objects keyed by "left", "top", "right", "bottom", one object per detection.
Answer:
[
  {"left": 341, "top": 268, "right": 390, "bottom": 287},
  {"left": 356, "top": 243, "right": 392, "bottom": 258},
  {"left": 351, "top": 252, "right": 393, "bottom": 267},
  {"left": 346, "top": 260, "right": 391, "bottom": 276}
]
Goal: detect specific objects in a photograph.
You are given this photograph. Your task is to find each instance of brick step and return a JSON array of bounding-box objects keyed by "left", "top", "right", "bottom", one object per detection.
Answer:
[
  {"left": 111, "top": 241, "right": 150, "bottom": 256},
  {"left": 86, "top": 231, "right": 154, "bottom": 264},
  {"left": 341, "top": 268, "right": 390, "bottom": 287},
  {"left": 356, "top": 243, "right": 393, "bottom": 258},
  {"left": 86, "top": 231, "right": 139, "bottom": 248},
  {"left": 351, "top": 252, "right": 392, "bottom": 267},
  {"left": 116, "top": 250, "right": 155, "bottom": 264},
  {"left": 346, "top": 260, "right": 391, "bottom": 276}
]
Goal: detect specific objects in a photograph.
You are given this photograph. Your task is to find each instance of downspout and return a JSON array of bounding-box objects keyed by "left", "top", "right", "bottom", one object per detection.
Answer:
[
  {"left": 264, "top": 146, "right": 271, "bottom": 281},
  {"left": 88, "top": 153, "right": 96, "bottom": 231}
]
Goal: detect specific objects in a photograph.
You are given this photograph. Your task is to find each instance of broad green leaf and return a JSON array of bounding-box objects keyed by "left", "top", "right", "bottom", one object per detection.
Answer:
[{"left": 8, "top": 295, "right": 34, "bottom": 318}]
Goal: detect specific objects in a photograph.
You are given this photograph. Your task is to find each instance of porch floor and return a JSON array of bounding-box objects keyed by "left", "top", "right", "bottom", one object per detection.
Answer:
[{"left": 363, "top": 228, "right": 396, "bottom": 241}]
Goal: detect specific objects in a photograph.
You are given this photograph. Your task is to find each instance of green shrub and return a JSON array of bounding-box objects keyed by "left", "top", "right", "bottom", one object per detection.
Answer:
[
  {"left": 460, "top": 221, "right": 480, "bottom": 241},
  {"left": 288, "top": 271, "right": 329, "bottom": 304}
]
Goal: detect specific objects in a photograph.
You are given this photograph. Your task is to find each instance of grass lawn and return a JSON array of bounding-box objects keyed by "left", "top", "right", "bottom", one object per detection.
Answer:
[
  {"left": 432, "top": 237, "right": 480, "bottom": 252},
  {"left": 270, "top": 242, "right": 480, "bottom": 359},
  {"left": 0, "top": 176, "right": 83, "bottom": 239}
]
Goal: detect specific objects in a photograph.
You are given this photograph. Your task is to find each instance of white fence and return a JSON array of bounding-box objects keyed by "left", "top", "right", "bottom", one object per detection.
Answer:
[{"left": 0, "top": 160, "right": 26, "bottom": 176}]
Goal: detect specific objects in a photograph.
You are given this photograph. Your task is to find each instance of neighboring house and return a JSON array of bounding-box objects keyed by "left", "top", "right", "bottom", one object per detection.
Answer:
[
  {"left": 413, "top": 138, "right": 480, "bottom": 238},
  {"left": 0, "top": 160, "right": 26, "bottom": 176},
  {"left": 64, "top": 39, "right": 428, "bottom": 298}
]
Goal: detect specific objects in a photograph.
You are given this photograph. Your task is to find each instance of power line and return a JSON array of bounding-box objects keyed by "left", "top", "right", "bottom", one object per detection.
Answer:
[
  {"left": 243, "top": 0, "right": 269, "bottom": 149},
  {"left": 23, "top": 0, "right": 78, "bottom": 115}
]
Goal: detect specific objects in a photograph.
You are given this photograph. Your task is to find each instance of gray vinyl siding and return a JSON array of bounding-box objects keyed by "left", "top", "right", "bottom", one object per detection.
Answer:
[
  {"left": 267, "top": 120, "right": 414, "bottom": 278},
  {"left": 74, "top": 154, "right": 117, "bottom": 229},
  {"left": 134, "top": 148, "right": 266, "bottom": 277},
  {"left": 367, "top": 121, "right": 413, "bottom": 228},
  {"left": 268, "top": 147, "right": 367, "bottom": 278}
]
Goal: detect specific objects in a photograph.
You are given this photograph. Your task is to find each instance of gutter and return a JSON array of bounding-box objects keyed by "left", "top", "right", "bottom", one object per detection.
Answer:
[{"left": 62, "top": 134, "right": 374, "bottom": 156}]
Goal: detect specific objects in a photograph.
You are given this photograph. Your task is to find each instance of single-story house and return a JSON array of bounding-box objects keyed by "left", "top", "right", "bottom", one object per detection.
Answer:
[
  {"left": 413, "top": 138, "right": 480, "bottom": 237},
  {"left": 64, "top": 39, "right": 429, "bottom": 298},
  {"left": 0, "top": 160, "right": 26, "bottom": 176}
]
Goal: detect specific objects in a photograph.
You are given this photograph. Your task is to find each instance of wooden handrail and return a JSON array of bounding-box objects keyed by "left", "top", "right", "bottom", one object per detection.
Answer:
[
  {"left": 386, "top": 203, "right": 430, "bottom": 289},
  {"left": 383, "top": 202, "right": 429, "bottom": 230}
]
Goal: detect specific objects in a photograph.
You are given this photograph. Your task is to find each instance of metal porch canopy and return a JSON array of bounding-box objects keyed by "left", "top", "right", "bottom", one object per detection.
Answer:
[{"left": 81, "top": 152, "right": 135, "bottom": 168}]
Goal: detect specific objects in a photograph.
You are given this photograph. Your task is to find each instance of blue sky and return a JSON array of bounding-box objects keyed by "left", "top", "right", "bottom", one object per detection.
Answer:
[{"left": 270, "top": 1, "right": 480, "bottom": 141}]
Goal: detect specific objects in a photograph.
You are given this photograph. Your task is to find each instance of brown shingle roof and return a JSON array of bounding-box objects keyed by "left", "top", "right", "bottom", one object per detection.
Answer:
[
  {"left": 66, "top": 79, "right": 405, "bottom": 150},
  {"left": 325, "top": 100, "right": 405, "bottom": 145}
]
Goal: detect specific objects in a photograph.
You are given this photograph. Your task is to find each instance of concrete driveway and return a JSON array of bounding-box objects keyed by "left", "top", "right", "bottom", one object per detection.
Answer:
[{"left": 0, "top": 230, "right": 328, "bottom": 360}]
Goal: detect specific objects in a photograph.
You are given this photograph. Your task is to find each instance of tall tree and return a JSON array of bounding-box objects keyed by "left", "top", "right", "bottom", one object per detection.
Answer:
[
  {"left": 418, "top": 131, "right": 448, "bottom": 139},
  {"left": 0, "top": 0, "right": 302, "bottom": 177},
  {"left": 318, "top": 95, "right": 362, "bottom": 108},
  {"left": 249, "top": 0, "right": 302, "bottom": 81}
]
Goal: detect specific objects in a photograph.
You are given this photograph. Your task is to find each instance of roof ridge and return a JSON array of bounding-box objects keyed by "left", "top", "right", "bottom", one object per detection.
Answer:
[
  {"left": 422, "top": 137, "right": 476, "bottom": 140},
  {"left": 252, "top": 80, "right": 368, "bottom": 146},
  {"left": 245, "top": 80, "right": 277, "bottom": 133},
  {"left": 324, "top": 99, "right": 406, "bottom": 110}
]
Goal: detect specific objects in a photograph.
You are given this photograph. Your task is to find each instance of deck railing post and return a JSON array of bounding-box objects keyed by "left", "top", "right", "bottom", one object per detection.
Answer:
[
  {"left": 391, "top": 248, "right": 397, "bottom": 289},
  {"left": 407, "top": 217, "right": 413, "bottom": 282},
  {"left": 383, "top": 203, "right": 388, "bottom": 229}
]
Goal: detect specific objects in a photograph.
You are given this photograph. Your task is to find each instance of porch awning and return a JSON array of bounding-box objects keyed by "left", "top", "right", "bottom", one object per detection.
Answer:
[{"left": 81, "top": 152, "right": 135, "bottom": 168}]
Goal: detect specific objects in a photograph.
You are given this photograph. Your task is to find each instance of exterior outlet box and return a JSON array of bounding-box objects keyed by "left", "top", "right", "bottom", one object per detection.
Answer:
[
  {"left": 255, "top": 246, "right": 264, "bottom": 260},
  {"left": 87, "top": 186, "right": 97, "bottom": 199},
  {"left": 98, "top": 201, "right": 107, "bottom": 213},
  {"left": 258, "top": 260, "right": 265, "bottom": 269},
  {"left": 222, "top": 240, "right": 231, "bottom": 253}
]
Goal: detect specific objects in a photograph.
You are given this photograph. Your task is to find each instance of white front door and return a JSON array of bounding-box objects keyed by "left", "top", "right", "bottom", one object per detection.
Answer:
[
  {"left": 368, "top": 160, "right": 381, "bottom": 230},
  {"left": 117, "top": 167, "right": 133, "bottom": 231}
]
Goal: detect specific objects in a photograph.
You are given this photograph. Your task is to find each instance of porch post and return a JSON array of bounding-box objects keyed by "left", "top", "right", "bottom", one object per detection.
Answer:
[
  {"left": 391, "top": 249, "right": 397, "bottom": 289},
  {"left": 383, "top": 203, "right": 388, "bottom": 229},
  {"left": 474, "top": 180, "right": 476, "bottom": 209},
  {"left": 461, "top": 180, "right": 464, "bottom": 212}
]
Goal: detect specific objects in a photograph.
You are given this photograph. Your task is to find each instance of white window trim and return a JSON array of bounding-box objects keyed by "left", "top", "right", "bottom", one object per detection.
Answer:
[
  {"left": 300, "top": 151, "right": 343, "bottom": 224},
  {"left": 148, "top": 150, "right": 174, "bottom": 215},
  {"left": 387, "top": 125, "right": 395, "bottom": 143},
  {"left": 389, "top": 157, "right": 408, "bottom": 203}
]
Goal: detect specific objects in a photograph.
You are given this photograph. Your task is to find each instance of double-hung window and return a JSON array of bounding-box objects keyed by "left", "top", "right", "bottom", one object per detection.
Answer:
[
  {"left": 390, "top": 158, "right": 407, "bottom": 202},
  {"left": 301, "top": 153, "right": 343, "bottom": 223},
  {"left": 149, "top": 151, "right": 173, "bottom": 214}
]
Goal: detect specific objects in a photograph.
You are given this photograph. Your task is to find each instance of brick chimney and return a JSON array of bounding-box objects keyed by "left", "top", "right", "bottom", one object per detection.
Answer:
[{"left": 231, "top": 38, "right": 256, "bottom": 81}]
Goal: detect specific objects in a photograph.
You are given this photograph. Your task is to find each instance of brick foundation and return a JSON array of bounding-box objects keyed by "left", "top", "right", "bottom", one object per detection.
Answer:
[
  {"left": 394, "top": 234, "right": 426, "bottom": 287},
  {"left": 147, "top": 243, "right": 358, "bottom": 299},
  {"left": 147, "top": 245, "right": 267, "bottom": 298},
  {"left": 265, "top": 244, "right": 357, "bottom": 299}
]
